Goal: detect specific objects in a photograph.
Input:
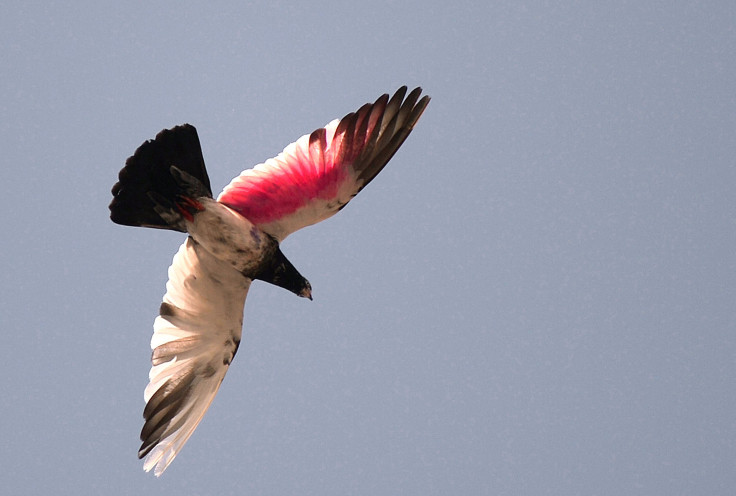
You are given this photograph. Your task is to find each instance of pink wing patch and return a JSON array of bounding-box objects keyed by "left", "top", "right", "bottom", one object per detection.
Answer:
[
  {"left": 219, "top": 120, "right": 352, "bottom": 227},
  {"left": 218, "top": 87, "right": 429, "bottom": 241}
]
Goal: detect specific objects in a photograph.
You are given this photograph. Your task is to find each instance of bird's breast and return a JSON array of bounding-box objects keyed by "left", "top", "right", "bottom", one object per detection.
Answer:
[{"left": 186, "top": 198, "right": 277, "bottom": 276}]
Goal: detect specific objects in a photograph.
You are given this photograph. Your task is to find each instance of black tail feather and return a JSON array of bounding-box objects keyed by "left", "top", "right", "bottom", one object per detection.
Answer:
[{"left": 109, "top": 124, "right": 213, "bottom": 231}]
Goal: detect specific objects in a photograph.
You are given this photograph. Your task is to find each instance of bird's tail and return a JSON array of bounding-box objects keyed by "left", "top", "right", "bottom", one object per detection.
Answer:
[{"left": 109, "top": 124, "right": 213, "bottom": 232}]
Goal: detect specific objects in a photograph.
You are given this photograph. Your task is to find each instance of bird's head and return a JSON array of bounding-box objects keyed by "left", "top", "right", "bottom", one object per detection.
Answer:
[{"left": 256, "top": 247, "right": 313, "bottom": 301}]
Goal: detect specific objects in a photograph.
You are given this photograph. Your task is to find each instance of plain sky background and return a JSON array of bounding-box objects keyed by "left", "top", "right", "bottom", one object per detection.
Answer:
[{"left": 2, "top": 1, "right": 735, "bottom": 494}]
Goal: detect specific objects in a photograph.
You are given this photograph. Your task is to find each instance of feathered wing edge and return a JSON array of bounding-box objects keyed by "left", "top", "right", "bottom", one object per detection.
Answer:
[{"left": 139, "top": 237, "right": 251, "bottom": 476}]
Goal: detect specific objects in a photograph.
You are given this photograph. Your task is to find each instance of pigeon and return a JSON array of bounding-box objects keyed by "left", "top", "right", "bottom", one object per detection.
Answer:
[{"left": 109, "top": 86, "right": 430, "bottom": 476}]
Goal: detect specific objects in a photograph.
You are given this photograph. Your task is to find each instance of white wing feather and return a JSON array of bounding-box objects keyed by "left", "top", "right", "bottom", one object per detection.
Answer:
[{"left": 139, "top": 237, "right": 251, "bottom": 476}]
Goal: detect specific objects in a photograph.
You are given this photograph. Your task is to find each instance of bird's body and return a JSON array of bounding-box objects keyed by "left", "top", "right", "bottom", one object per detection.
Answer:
[
  {"left": 189, "top": 198, "right": 271, "bottom": 271},
  {"left": 110, "top": 86, "right": 429, "bottom": 475}
]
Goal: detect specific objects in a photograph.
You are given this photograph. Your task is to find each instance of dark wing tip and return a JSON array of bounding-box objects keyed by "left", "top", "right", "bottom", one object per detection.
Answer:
[{"left": 348, "top": 86, "right": 430, "bottom": 187}]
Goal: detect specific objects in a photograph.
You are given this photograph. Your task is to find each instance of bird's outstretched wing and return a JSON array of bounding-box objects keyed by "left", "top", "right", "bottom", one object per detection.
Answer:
[
  {"left": 217, "top": 86, "right": 430, "bottom": 241},
  {"left": 138, "top": 236, "right": 251, "bottom": 476}
]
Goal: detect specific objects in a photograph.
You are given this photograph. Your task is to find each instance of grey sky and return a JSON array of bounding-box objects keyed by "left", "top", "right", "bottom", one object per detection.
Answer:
[{"left": 2, "top": 1, "right": 735, "bottom": 494}]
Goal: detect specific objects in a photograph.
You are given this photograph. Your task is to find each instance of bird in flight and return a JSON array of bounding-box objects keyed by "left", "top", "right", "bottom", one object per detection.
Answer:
[{"left": 109, "top": 86, "right": 430, "bottom": 476}]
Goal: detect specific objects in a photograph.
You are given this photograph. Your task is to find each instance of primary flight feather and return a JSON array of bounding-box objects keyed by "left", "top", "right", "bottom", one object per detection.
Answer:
[{"left": 109, "top": 86, "right": 429, "bottom": 476}]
